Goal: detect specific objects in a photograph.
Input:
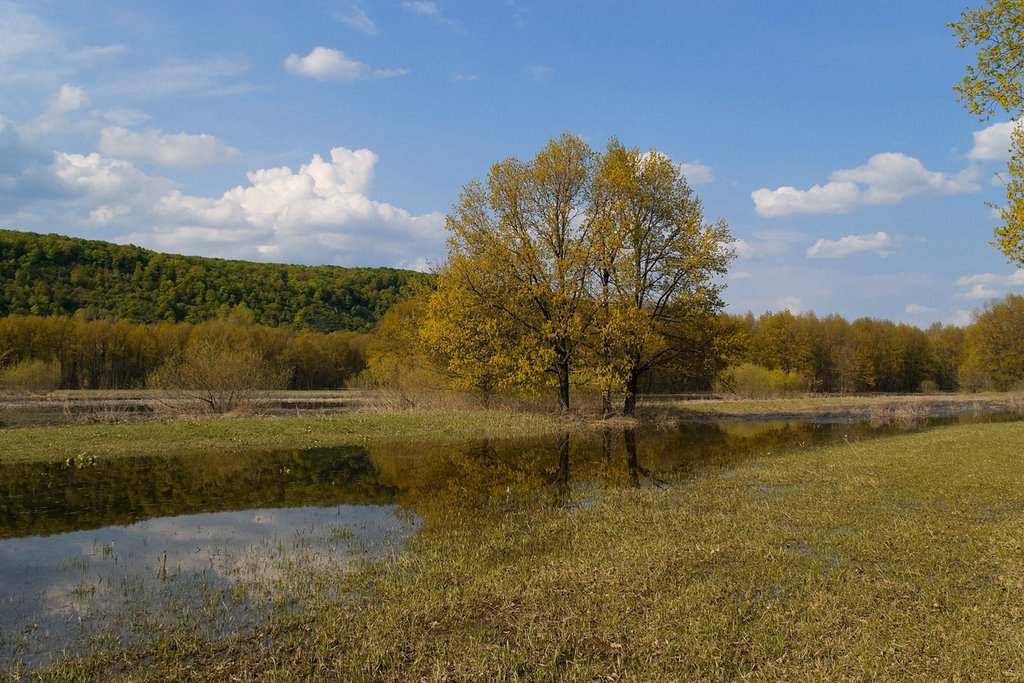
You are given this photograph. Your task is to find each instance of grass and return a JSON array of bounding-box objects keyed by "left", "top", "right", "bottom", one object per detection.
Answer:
[
  {"left": 668, "top": 391, "right": 1023, "bottom": 419},
  {"left": 31, "top": 420, "right": 1024, "bottom": 681},
  {"left": 0, "top": 409, "right": 577, "bottom": 464}
]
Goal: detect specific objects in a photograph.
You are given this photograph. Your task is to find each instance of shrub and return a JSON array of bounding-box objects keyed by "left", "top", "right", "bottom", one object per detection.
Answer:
[
  {"left": 714, "top": 362, "right": 807, "bottom": 398},
  {"left": 0, "top": 358, "right": 61, "bottom": 393},
  {"left": 149, "top": 338, "right": 289, "bottom": 414}
]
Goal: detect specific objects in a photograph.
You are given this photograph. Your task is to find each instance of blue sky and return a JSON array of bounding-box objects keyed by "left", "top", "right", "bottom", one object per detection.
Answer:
[{"left": 1, "top": 0, "right": 1021, "bottom": 326}]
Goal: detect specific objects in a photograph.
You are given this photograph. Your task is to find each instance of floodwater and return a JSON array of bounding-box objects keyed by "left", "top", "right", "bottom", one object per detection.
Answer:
[{"left": 0, "top": 411, "right": 1019, "bottom": 670}]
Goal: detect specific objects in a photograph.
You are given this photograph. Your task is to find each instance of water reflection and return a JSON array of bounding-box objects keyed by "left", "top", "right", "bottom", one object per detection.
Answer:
[
  {"left": 0, "top": 504, "right": 412, "bottom": 668},
  {"left": 0, "top": 446, "right": 396, "bottom": 539}
]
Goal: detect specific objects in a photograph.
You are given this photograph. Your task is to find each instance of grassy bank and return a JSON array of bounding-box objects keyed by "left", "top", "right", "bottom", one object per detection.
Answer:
[
  {"left": 36, "top": 420, "right": 1024, "bottom": 681},
  {"left": 668, "top": 391, "right": 1023, "bottom": 419},
  {"left": 0, "top": 410, "right": 575, "bottom": 464}
]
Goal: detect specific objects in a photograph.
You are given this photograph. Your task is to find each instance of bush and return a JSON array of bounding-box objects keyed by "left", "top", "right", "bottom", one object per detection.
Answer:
[
  {"left": 149, "top": 338, "right": 289, "bottom": 414},
  {"left": 714, "top": 363, "right": 807, "bottom": 399},
  {"left": 0, "top": 358, "right": 61, "bottom": 393}
]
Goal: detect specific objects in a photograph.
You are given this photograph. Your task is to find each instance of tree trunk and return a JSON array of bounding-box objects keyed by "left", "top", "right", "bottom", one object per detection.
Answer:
[
  {"left": 554, "top": 356, "right": 570, "bottom": 412},
  {"left": 622, "top": 368, "right": 639, "bottom": 416}
]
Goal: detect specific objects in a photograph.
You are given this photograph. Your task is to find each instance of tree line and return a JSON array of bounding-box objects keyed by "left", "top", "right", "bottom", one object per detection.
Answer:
[
  {"left": 0, "top": 310, "right": 367, "bottom": 391},
  {"left": 2, "top": 293, "right": 1023, "bottom": 397},
  {"left": 0, "top": 228, "right": 430, "bottom": 332},
  {"left": 365, "top": 292, "right": 1024, "bottom": 402}
]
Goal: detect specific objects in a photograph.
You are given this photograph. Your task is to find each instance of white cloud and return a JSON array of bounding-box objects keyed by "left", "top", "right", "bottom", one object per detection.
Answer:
[
  {"left": 951, "top": 310, "right": 975, "bottom": 327},
  {"left": 954, "top": 269, "right": 1024, "bottom": 301},
  {"left": 967, "top": 121, "right": 1016, "bottom": 161},
  {"left": 401, "top": 1, "right": 457, "bottom": 26},
  {"left": 68, "top": 44, "right": 130, "bottom": 62},
  {"left": 51, "top": 151, "right": 174, "bottom": 203},
  {"left": 98, "top": 126, "right": 238, "bottom": 168},
  {"left": 752, "top": 153, "right": 979, "bottom": 217},
  {"left": 103, "top": 57, "right": 252, "bottom": 99},
  {"left": 402, "top": 1, "right": 440, "bottom": 15},
  {"left": 284, "top": 47, "right": 408, "bottom": 81},
  {"left": 0, "top": 1, "right": 55, "bottom": 62},
  {"left": 22, "top": 84, "right": 90, "bottom": 138},
  {"left": 123, "top": 147, "right": 445, "bottom": 267},
  {"left": 729, "top": 230, "right": 803, "bottom": 261},
  {"left": 334, "top": 3, "right": 377, "bottom": 35},
  {"left": 774, "top": 296, "right": 803, "bottom": 314},
  {"left": 905, "top": 303, "right": 935, "bottom": 314},
  {"left": 679, "top": 161, "right": 714, "bottom": 185},
  {"left": 731, "top": 239, "right": 755, "bottom": 260},
  {"left": 48, "top": 84, "right": 88, "bottom": 115},
  {"left": 805, "top": 231, "right": 895, "bottom": 259}
]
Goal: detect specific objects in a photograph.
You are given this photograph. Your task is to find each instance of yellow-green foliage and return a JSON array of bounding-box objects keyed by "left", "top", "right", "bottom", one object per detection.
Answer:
[
  {"left": 0, "top": 313, "right": 365, "bottom": 390},
  {"left": 959, "top": 293, "right": 1024, "bottom": 391},
  {"left": 715, "top": 361, "right": 808, "bottom": 398},
  {"left": 363, "top": 298, "right": 451, "bottom": 406},
  {"left": 951, "top": 1, "right": 1024, "bottom": 265},
  {"left": 0, "top": 357, "right": 61, "bottom": 393}
]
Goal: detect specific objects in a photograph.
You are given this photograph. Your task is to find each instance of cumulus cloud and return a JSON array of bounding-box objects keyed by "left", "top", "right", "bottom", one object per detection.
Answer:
[
  {"left": 51, "top": 151, "right": 175, "bottom": 205},
  {"left": 679, "top": 161, "right": 714, "bottom": 185},
  {"left": 806, "top": 231, "right": 895, "bottom": 259},
  {"left": 123, "top": 146, "right": 445, "bottom": 267},
  {"left": 284, "top": 47, "right": 408, "bottom": 81},
  {"left": 905, "top": 303, "right": 935, "bottom": 315},
  {"left": 23, "top": 84, "right": 90, "bottom": 138},
  {"left": 967, "top": 121, "right": 1016, "bottom": 161},
  {"left": 752, "top": 153, "right": 979, "bottom": 217},
  {"left": 48, "top": 84, "right": 88, "bottom": 115},
  {"left": 98, "top": 126, "right": 238, "bottom": 167}
]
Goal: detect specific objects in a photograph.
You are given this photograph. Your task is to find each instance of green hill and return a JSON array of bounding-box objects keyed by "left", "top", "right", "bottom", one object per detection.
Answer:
[{"left": 0, "top": 229, "right": 432, "bottom": 332}]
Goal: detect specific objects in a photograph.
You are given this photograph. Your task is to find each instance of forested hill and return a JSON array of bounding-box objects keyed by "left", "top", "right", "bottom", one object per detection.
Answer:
[{"left": 0, "top": 229, "right": 432, "bottom": 332}]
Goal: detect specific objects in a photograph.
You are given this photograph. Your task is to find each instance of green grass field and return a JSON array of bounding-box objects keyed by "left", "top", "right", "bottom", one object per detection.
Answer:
[
  {"left": 0, "top": 409, "right": 574, "bottom": 464},
  {"left": 34, "top": 420, "right": 1024, "bottom": 681}
]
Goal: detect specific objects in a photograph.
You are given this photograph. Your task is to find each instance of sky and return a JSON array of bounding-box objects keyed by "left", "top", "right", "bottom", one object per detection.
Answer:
[{"left": 1, "top": 0, "right": 1022, "bottom": 327}]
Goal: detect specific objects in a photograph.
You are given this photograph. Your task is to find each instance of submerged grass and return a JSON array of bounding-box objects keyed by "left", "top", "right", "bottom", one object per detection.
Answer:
[{"left": 34, "top": 421, "right": 1024, "bottom": 681}]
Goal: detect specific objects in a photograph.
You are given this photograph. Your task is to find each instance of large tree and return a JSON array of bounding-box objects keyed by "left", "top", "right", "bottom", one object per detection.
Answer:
[
  {"left": 429, "top": 134, "right": 732, "bottom": 413},
  {"left": 591, "top": 139, "right": 732, "bottom": 415},
  {"left": 952, "top": 0, "right": 1024, "bottom": 265},
  {"left": 436, "top": 133, "right": 597, "bottom": 411}
]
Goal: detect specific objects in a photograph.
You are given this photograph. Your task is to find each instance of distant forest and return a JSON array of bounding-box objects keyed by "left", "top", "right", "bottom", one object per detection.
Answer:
[{"left": 0, "top": 229, "right": 431, "bottom": 332}]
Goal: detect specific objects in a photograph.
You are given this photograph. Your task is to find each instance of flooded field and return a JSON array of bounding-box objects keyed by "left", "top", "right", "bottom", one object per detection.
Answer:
[{"left": 1, "top": 411, "right": 1020, "bottom": 670}]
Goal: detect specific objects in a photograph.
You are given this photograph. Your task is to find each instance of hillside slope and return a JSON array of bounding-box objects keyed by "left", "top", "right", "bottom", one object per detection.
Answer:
[{"left": 0, "top": 229, "right": 432, "bottom": 332}]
